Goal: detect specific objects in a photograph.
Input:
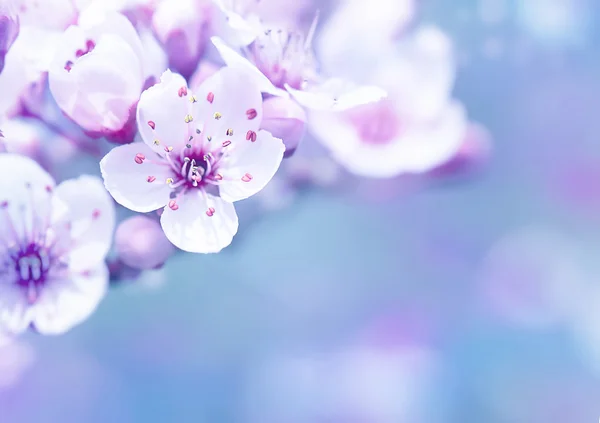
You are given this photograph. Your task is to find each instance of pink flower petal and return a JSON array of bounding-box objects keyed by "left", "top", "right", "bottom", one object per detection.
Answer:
[
  {"left": 160, "top": 190, "right": 238, "bottom": 253},
  {"left": 100, "top": 142, "right": 174, "bottom": 212}
]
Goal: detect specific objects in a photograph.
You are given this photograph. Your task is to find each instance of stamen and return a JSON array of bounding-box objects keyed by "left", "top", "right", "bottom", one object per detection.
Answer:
[
  {"left": 148, "top": 121, "right": 156, "bottom": 129},
  {"left": 147, "top": 176, "right": 156, "bottom": 183},
  {"left": 178, "top": 86, "right": 188, "bottom": 97},
  {"left": 164, "top": 145, "right": 174, "bottom": 153},
  {"left": 189, "top": 95, "right": 197, "bottom": 103},
  {"left": 166, "top": 178, "right": 174, "bottom": 185},
  {"left": 214, "top": 112, "right": 222, "bottom": 120},
  {"left": 134, "top": 153, "right": 146, "bottom": 164},
  {"left": 246, "top": 130, "right": 257, "bottom": 142},
  {"left": 64, "top": 61, "right": 73, "bottom": 72},
  {"left": 242, "top": 173, "right": 253, "bottom": 182},
  {"left": 154, "top": 139, "right": 160, "bottom": 145},
  {"left": 207, "top": 92, "right": 214, "bottom": 103},
  {"left": 206, "top": 207, "right": 215, "bottom": 217},
  {"left": 168, "top": 200, "right": 179, "bottom": 211},
  {"left": 246, "top": 109, "right": 258, "bottom": 120},
  {"left": 226, "top": 128, "right": 234, "bottom": 136},
  {"left": 92, "top": 209, "right": 101, "bottom": 220},
  {"left": 184, "top": 114, "right": 194, "bottom": 123},
  {"left": 222, "top": 140, "right": 231, "bottom": 147}
]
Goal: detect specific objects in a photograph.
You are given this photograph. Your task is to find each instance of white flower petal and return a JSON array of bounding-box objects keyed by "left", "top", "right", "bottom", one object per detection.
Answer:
[
  {"left": 31, "top": 263, "right": 109, "bottom": 335},
  {"left": 210, "top": 36, "right": 288, "bottom": 97},
  {"left": 100, "top": 142, "right": 174, "bottom": 212},
  {"left": 136, "top": 70, "right": 192, "bottom": 155},
  {"left": 211, "top": 0, "right": 261, "bottom": 47},
  {"left": 285, "top": 78, "right": 387, "bottom": 112},
  {"left": 192, "top": 65, "right": 264, "bottom": 141},
  {"left": 53, "top": 175, "right": 116, "bottom": 272},
  {"left": 219, "top": 130, "right": 285, "bottom": 202},
  {"left": 0, "top": 284, "right": 33, "bottom": 335},
  {"left": 160, "top": 190, "right": 238, "bottom": 253},
  {"left": 0, "top": 154, "right": 55, "bottom": 244}
]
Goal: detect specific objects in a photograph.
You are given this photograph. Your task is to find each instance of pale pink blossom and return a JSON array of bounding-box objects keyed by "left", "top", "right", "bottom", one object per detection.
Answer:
[
  {"left": 0, "top": 154, "right": 115, "bottom": 335},
  {"left": 48, "top": 9, "right": 147, "bottom": 141},
  {"left": 210, "top": 14, "right": 386, "bottom": 113},
  {"left": 100, "top": 67, "right": 285, "bottom": 253},
  {"left": 310, "top": 26, "right": 468, "bottom": 178},
  {"left": 114, "top": 215, "right": 175, "bottom": 270},
  {"left": 0, "top": 0, "right": 19, "bottom": 73},
  {"left": 151, "top": 0, "right": 211, "bottom": 78}
]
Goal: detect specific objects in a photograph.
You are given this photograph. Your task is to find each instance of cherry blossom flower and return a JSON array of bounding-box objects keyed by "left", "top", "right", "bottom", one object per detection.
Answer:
[
  {"left": 210, "top": 13, "right": 386, "bottom": 112},
  {"left": 100, "top": 67, "right": 285, "bottom": 253},
  {"left": 151, "top": 0, "right": 212, "bottom": 78},
  {"left": 309, "top": 26, "right": 468, "bottom": 178},
  {"left": 0, "top": 154, "right": 115, "bottom": 335},
  {"left": 48, "top": 9, "right": 147, "bottom": 142},
  {"left": 0, "top": 0, "right": 19, "bottom": 73}
]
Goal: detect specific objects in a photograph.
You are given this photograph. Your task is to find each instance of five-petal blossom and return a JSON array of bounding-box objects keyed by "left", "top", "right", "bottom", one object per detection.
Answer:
[{"left": 100, "top": 66, "right": 285, "bottom": 253}]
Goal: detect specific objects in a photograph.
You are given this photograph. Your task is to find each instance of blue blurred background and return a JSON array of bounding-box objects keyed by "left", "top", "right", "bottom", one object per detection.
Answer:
[{"left": 3, "top": 0, "right": 600, "bottom": 421}]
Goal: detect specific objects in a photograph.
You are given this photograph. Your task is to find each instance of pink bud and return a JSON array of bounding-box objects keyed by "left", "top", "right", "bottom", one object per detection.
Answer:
[
  {"left": 152, "top": 0, "right": 210, "bottom": 78},
  {"left": 0, "top": 3, "right": 19, "bottom": 73},
  {"left": 260, "top": 96, "right": 307, "bottom": 158},
  {"left": 115, "top": 216, "right": 176, "bottom": 270}
]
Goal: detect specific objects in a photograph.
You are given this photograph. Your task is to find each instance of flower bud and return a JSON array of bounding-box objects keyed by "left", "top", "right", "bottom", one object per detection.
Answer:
[
  {"left": 260, "top": 96, "right": 307, "bottom": 157},
  {"left": 49, "top": 10, "right": 146, "bottom": 138},
  {"left": 115, "top": 215, "right": 175, "bottom": 270},
  {"left": 0, "top": 1, "right": 19, "bottom": 73},
  {"left": 152, "top": 0, "right": 210, "bottom": 78}
]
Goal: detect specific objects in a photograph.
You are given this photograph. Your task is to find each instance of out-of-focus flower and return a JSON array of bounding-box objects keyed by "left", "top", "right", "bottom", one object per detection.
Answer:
[
  {"left": 310, "top": 26, "right": 467, "bottom": 178},
  {"left": 516, "top": 0, "right": 592, "bottom": 47},
  {"left": 318, "top": 0, "right": 415, "bottom": 80},
  {"left": 0, "top": 154, "right": 115, "bottom": 335},
  {"left": 243, "top": 344, "right": 439, "bottom": 423},
  {"left": 477, "top": 226, "right": 586, "bottom": 328},
  {"left": 48, "top": 10, "right": 147, "bottom": 142},
  {"left": 151, "top": 0, "right": 211, "bottom": 78},
  {"left": 115, "top": 215, "right": 175, "bottom": 270},
  {"left": 260, "top": 96, "right": 306, "bottom": 157},
  {"left": 210, "top": 11, "right": 386, "bottom": 114},
  {"left": 100, "top": 67, "right": 284, "bottom": 253},
  {"left": 0, "top": 117, "right": 81, "bottom": 172},
  {"left": 0, "top": 0, "right": 19, "bottom": 73}
]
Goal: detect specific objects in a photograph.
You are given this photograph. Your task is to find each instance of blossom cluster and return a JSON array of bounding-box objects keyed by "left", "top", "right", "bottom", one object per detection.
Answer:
[{"left": 0, "top": 0, "right": 487, "bottom": 338}]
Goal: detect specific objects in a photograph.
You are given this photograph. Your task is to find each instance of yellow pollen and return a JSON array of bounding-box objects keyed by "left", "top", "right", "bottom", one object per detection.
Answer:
[
  {"left": 189, "top": 96, "right": 197, "bottom": 103},
  {"left": 207, "top": 136, "right": 212, "bottom": 142},
  {"left": 226, "top": 128, "right": 234, "bottom": 136},
  {"left": 153, "top": 139, "right": 160, "bottom": 145},
  {"left": 213, "top": 112, "right": 222, "bottom": 120},
  {"left": 166, "top": 178, "right": 174, "bottom": 184},
  {"left": 184, "top": 114, "right": 194, "bottom": 123}
]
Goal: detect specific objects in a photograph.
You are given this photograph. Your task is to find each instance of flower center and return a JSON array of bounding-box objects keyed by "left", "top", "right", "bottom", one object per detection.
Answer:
[
  {"left": 248, "top": 22, "right": 318, "bottom": 89},
  {"left": 346, "top": 100, "right": 403, "bottom": 145},
  {"left": 14, "top": 244, "right": 50, "bottom": 286},
  {"left": 64, "top": 39, "right": 96, "bottom": 72}
]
